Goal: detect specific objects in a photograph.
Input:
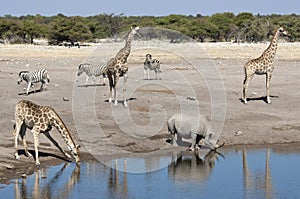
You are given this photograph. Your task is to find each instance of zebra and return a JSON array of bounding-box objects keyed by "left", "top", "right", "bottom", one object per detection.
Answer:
[
  {"left": 143, "top": 53, "right": 161, "bottom": 80},
  {"left": 18, "top": 68, "right": 50, "bottom": 95},
  {"left": 77, "top": 63, "right": 108, "bottom": 85}
]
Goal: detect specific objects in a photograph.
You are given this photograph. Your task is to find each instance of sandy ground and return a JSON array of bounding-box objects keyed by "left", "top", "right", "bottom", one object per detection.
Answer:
[{"left": 0, "top": 41, "right": 299, "bottom": 184}]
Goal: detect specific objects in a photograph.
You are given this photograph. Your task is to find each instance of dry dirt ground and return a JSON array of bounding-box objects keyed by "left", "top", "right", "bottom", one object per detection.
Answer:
[{"left": 0, "top": 41, "right": 299, "bottom": 184}]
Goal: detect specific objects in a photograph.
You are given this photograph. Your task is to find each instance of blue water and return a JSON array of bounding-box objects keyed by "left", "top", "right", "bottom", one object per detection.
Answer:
[{"left": 1, "top": 147, "right": 300, "bottom": 199}]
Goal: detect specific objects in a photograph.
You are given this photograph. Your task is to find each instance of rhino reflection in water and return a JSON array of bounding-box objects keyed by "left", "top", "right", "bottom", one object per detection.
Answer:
[{"left": 168, "top": 150, "right": 222, "bottom": 181}]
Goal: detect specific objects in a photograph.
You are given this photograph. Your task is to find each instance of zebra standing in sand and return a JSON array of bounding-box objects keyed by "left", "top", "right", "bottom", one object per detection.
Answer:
[
  {"left": 77, "top": 63, "right": 108, "bottom": 85},
  {"left": 18, "top": 68, "right": 50, "bottom": 95},
  {"left": 143, "top": 53, "right": 161, "bottom": 80}
]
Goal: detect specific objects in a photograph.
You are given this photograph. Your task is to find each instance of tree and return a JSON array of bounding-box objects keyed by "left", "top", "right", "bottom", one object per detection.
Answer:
[
  {"left": 21, "top": 20, "right": 41, "bottom": 43},
  {"left": 48, "top": 16, "right": 92, "bottom": 44},
  {"left": 209, "top": 13, "right": 235, "bottom": 41},
  {"left": 0, "top": 19, "right": 23, "bottom": 43},
  {"left": 186, "top": 17, "right": 210, "bottom": 42},
  {"left": 87, "top": 13, "right": 124, "bottom": 39}
]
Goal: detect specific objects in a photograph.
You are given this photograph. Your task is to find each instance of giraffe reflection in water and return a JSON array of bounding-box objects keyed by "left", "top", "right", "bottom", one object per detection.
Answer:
[
  {"left": 14, "top": 163, "right": 80, "bottom": 199},
  {"left": 242, "top": 148, "right": 272, "bottom": 199},
  {"left": 108, "top": 159, "right": 128, "bottom": 197}
]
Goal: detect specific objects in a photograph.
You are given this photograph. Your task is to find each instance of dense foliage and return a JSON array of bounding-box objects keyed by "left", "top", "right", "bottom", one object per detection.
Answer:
[{"left": 0, "top": 13, "right": 298, "bottom": 44}]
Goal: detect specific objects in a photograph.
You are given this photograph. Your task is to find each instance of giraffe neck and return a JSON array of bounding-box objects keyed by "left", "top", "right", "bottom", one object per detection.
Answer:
[
  {"left": 263, "top": 30, "right": 279, "bottom": 60},
  {"left": 115, "top": 33, "right": 132, "bottom": 63},
  {"left": 51, "top": 110, "right": 77, "bottom": 152}
]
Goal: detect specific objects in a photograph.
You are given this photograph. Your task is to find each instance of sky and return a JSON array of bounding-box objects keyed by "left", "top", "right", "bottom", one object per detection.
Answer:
[{"left": 0, "top": 0, "right": 299, "bottom": 17}]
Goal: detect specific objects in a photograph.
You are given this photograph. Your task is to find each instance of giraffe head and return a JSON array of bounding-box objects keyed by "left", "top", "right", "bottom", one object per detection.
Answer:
[
  {"left": 72, "top": 144, "right": 81, "bottom": 163},
  {"left": 278, "top": 27, "right": 290, "bottom": 37},
  {"left": 17, "top": 71, "right": 29, "bottom": 84},
  {"left": 128, "top": 25, "right": 141, "bottom": 40}
]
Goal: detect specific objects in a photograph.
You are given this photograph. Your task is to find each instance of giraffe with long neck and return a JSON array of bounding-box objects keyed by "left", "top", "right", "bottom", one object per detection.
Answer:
[
  {"left": 242, "top": 27, "right": 290, "bottom": 104},
  {"left": 107, "top": 26, "right": 140, "bottom": 107},
  {"left": 13, "top": 100, "right": 80, "bottom": 165}
]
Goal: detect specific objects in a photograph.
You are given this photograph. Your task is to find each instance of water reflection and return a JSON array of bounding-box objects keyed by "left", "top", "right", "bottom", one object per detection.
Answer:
[
  {"left": 169, "top": 150, "right": 222, "bottom": 181},
  {"left": 242, "top": 148, "right": 272, "bottom": 199},
  {"left": 14, "top": 163, "right": 80, "bottom": 199},
  {"left": 108, "top": 159, "right": 128, "bottom": 197},
  {"left": 3, "top": 147, "right": 300, "bottom": 199}
]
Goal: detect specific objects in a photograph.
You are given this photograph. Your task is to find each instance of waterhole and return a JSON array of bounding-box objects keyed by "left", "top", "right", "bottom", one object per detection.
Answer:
[{"left": 1, "top": 147, "right": 300, "bottom": 199}]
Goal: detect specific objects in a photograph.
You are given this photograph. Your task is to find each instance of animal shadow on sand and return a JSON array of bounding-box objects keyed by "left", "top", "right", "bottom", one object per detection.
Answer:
[
  {"left": 240, "top": 95, "right": 279, "bottom": 104},
  {"left": 18, "top": 149, "right": 71, "bottom": 163},
  {"left": 165, "top": 139, "right": 193, "bottom": 148},
  {"left": 18, "top": 88, "right": 44, "bottom": 96},
  {"left": 143, "top": 78, "right": 162, "bottom": 80},
  {"left": 77, "top": 83, "right": 106, "bottom": 88},
  {"left": 104, "top": 97, "right": 137, "bottom": 104}
]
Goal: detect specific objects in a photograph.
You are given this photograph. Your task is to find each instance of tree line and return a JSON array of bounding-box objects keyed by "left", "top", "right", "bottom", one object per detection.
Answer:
[{"left": 0, "top": 12, "right": 299, "bottom": 44}]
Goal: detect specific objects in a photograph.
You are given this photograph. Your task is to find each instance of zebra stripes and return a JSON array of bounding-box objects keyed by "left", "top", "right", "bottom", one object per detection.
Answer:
[
  {"left": 18, "top": 68, "right": 50, "bottom": 95},
  {"left": 77, "top": 63, "right": 108, "bottom": 85},
  {"left": 143, "top": 53, "right": 161, "bottom": 80}
]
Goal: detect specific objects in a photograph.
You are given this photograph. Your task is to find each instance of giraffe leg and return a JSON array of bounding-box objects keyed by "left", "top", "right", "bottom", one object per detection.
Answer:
[
  {"left": 113, "top": 75, "right": 119, "bottom": 106},
  {"left": 43, "top": 131, "right": 72, "bottom": 159},
  {"left": 19, "top": 124, "right": 32, "bottom": 157},
  {"left": 266, "top": 73, "right": 272, "bottom": 104},
  {"left": 14, "top": 121, "right": 22, "bottom": 160},
  {"left": 242, "top": 73, "right": 254, "bottom": 104},
  {"left": 123, "top": 73, "right": 128, "bottom": 107},
  {"left": 32, "top": 128, "right": 40, "bottom": 165},
  {"left": 108, "top": 75, "right": 113, "bottom": 103},
  {"left": 22, "top": 134, "right": 32, "bottom": 157}
]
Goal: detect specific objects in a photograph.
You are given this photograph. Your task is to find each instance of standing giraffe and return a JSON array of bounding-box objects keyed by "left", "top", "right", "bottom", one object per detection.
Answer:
[
  {"left": 242, "top": 27, "right": 290, "bottom": 104},
  {"left": 106, "top": 26, "right": 140, "bottom": 107},
  {"left": 13, "top": 100, "right": 80, "bottom": 165}
]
